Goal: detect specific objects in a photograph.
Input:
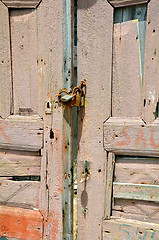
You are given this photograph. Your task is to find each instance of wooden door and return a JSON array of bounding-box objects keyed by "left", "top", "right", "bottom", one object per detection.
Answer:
[
  {"left": 77, "top": 0, "right": 159, "bottom": 239},
  {"left": 0, "top": 0, "right": 64, "bottom": 239}
]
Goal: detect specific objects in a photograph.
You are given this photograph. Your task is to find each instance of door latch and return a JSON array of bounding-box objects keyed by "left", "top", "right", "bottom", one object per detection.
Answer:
[{"left": 57, "top": 80, "right": 86, "bottom": 107}]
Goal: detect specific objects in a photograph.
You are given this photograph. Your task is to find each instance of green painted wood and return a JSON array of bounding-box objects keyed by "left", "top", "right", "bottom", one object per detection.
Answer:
[
  {"left": 114, "top": 4, "right": 147, "bottom": 23},
  {"left": 63, "top": 0, "right": 74, "bottom": 239},
  {"left": 113, "top": 183, "right": 159, "bottom": 202}
]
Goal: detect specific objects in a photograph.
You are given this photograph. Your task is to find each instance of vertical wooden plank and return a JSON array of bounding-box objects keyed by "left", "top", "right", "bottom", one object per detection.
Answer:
[
  {"left": 112, "top": 20, "right": 142, "bottom": 117},
  {"left": 0, "top": 2, "right": 11, "bottom": 118},
  {"left": 143, "top": 0, "right": 159, "bottom": 124},
  {"left": 105, "top": 153, "right": 115, "bottom": 219},
  {"left": 37, "top": 0, "right": 64, "bottom": 239},
  {"left": 10, "top": 9, "right": 39, "bottom": 115},
  {"left": 62, "top": 0, "right": 74, "bottom": 239},
  {"left": 77, "top": 1, "right": 113, "bottom": 239}
]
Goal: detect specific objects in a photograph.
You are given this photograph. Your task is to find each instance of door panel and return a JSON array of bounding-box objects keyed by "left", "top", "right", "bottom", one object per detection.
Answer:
[
  {"left": 0, "top": 0, "right": 64, "bottom": 238},
  {"left": 112, "top": 21, "right": 142, "bottom": 117},
  {"left": 10, "top": 9, "right": 39, "bottom": 115}
]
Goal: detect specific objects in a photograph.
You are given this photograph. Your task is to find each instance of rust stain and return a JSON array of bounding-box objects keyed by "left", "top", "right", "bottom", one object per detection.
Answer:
[
  {"left": 116, "top": 126, "right": 131, "bottom": 146},
  {"left": 135, "top": 127, "right": 147, "bottom": 147}
]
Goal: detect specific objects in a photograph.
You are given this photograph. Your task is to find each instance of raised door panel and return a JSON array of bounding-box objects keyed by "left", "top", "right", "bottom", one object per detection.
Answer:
[{"left": 0, "top": 1, "right": 11, "bottom": 119}]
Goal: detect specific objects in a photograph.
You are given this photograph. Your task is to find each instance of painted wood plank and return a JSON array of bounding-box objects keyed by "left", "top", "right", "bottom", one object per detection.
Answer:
[
  {"left": 105, "top": 153, "right": 115, "bottom": 219},
  {"left": 62, "top": 1, "right": 74, "bottom": 238},
  {"left": 103, "top": 217, "right": 159, "bottom": 240},
  {"left": 108, "top": 0, "right": 149, "bottom": 8},
  {"left": 0, "top": 177, "right": 40, "bottom": 209},
  {"left": 104, "top": 117, "right": 159, "bottom": 156},
  {"left": 77, "top": 0, "right": 113, "bottom": 239},
  {"left": 113, "top": 199, "right": 159, "bottom": 224},
  {"left": 2, "top": 0, "right": 41, "bottom": 8},
  {"left": 0, "top": 206, "right": 43, "bottom": 240},
  {"left": 0, "top": 151, "right": 41, "bottom": 176},
  {"left": 143, "top": 0, "right": 159, "bottom": 124},
  {"left": 113, "top": 182, "right": 159, "bottom": 202},
  {"left": 112, "top": 20, "right": 142, "bottom": 117},
  {"left": 0, "top": 2, "right": 12, "bottom": 118},
  {"left": 36, "top": 0, "right": 64, "bottom": 238},
  {"left": 0, "top": 116, "right": 43, "bottom": 151},
  {"left": 115, "top": 156, "right": 159, "bottom": 185},
  {"left": 10, "top": 9, "right": 39, "bottom": 116}
]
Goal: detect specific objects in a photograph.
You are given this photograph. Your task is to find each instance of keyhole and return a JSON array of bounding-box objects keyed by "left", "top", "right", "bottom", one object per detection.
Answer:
[
  {"left": 47, "top": 102, "right": 50, "bottom": 108},
  {"left": 50, "top": 129, "right": 54, "bottom": 139}
]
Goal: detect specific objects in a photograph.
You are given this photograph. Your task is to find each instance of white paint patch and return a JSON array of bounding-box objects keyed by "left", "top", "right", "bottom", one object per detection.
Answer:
[{"left": 148, "top": 91, "right": 156, "bottom": 104}]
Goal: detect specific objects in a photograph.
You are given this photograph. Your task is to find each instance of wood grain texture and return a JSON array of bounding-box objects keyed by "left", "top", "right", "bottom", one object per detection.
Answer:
[
  {"left": 113, "top": 199, "right": 159, "bottom": 224},
  {"left": 0, "top": 206, "right": 43, "bottom": 240},
  {"left": 113, "top": 182, "right": 159, "bottom": 202},
  {"left": 77, "top": 0, "right": 113, "bottom": 239},
  {"left": 36, "top": 0, "right": 64, "bottom": 238},
  {"left": 0, "top": 151, "right": 41, "bottom": 176},
  {"left": 112, "top": 21, "right": 142, "bottom": 117},
  {"left": 104, "top": 117, "right": 159, "bottom": 156},
  {"left": 103, "top": 217, "right": 159, "bottom": 239},
  {"left": 10, "top": 9, "right": 39, "bottom": 115},
  {"left": 108, "top": 0, "right": 149, "bottom": 8},
  {"left": 2, "top": 0, "right": 41, "bottom": 8},
  {"left": 0, "top": 116, "right": 43, "bottom": 151},
  {"left": 0, "top": 2, "right": 11, "bottom": 118},
  {"left": 143, "top": 0, "right": 159, "bottom": 124},
  {"left": 0, "top": 177, "right": 40, "bottom": 209},
  {"left": 115, "top": 156, "right": 159, "bottom": 185}
]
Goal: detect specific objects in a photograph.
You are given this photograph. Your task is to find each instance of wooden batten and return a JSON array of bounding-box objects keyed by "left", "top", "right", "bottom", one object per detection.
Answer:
[
  {"left": 113, "top": 182, "right": 159, "bottom": 202},
  {"left": 0, "top": 116, "right": 43, "bottom": 151},
  {"left": 1, "top": 0, "right": 41, "bottom": 8},
  {"left": 0, "top": 177, "right": 40, "bottom": 209},
  {"left": 103, "top": 218, "right": 159, "bottom": 239},
  {"left": 0, "top": 151, "right": 41, "bottom": 176},
  {"left": 108, "top": 0, "right": 149, "bottom": 8},
  {"left": 104, "top": 118, "right": 159, "bottom": 156}
]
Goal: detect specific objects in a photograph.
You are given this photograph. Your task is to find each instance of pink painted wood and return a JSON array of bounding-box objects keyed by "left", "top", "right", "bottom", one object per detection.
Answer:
[{"left": 77, "top": 0, "right": 113, "bottom": 239}]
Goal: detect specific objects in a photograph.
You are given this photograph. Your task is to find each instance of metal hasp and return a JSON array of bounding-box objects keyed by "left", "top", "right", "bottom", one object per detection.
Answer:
[{"left": 58, "top": 80, "right": 86, "bottom": 107}]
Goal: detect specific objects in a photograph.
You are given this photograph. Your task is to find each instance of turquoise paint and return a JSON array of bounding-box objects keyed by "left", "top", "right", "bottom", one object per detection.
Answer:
[
  {"left": 151, "top": 230, "right": 156, "bottom": 239},
  {"left": 119, "top": 224, "right": 131, "bottom": 240}
]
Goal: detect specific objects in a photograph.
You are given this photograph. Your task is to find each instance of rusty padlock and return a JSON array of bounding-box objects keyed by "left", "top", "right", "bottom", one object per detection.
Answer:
[{"left": 71, "top": 91, "right": 81, "bottom": 107}]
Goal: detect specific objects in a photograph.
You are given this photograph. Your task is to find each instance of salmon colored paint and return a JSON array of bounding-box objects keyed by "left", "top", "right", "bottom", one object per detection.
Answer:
[{"left": 0, "top": 206, "right": 43, "bottom": 240}]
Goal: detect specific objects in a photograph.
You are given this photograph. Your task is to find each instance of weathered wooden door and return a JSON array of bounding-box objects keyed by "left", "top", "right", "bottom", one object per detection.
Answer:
[
  {"left": 0, "top": 0, "right": 64, "bottom": 239},
  {"left": 77, "top": 0, "right": 159, "bottom": 239}
]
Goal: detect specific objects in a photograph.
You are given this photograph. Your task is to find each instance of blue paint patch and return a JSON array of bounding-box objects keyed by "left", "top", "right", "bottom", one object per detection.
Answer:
[{"left": 0, "top": 237, "right": 8, "bottom": 240}]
